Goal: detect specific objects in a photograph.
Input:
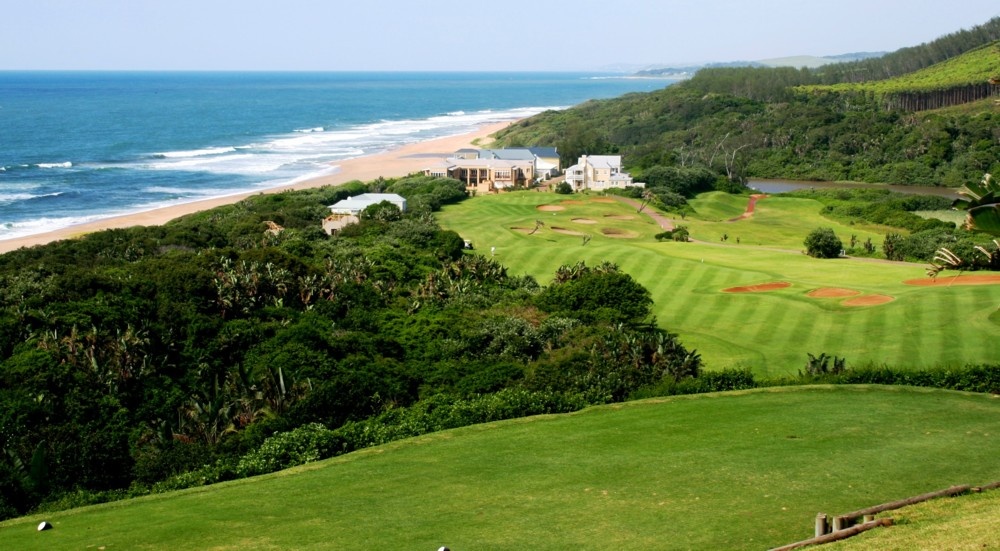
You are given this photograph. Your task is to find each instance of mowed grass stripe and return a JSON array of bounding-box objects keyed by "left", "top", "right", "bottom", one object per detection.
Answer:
[
  {"left": 7, "top": 388, "right": 1000, "bottom": 550},
  {"left": 440, "top": 191, "right": 1000, "bottom": 373}
]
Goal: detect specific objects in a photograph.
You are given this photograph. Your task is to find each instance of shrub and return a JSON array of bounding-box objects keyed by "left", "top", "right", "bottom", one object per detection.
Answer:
[
  {"left": 804, "top": 227, "right": 843, "bottom": 258},
  {"left": 235, "top": 422, "right": 337, "bottom": 477},
  {"left": 555, "top": 181, "right": 573, "bottom": 194},
  {"left": 883, "top": 232, "right": 904, "bottom": 261}
]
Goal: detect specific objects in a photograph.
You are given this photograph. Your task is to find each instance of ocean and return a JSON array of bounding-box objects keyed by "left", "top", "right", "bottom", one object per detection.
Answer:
[{"left": 0, "top": 71, "right": 671, "bottom": 241}]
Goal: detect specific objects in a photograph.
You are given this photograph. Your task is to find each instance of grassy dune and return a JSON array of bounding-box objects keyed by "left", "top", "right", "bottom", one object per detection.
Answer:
[
  {"left": 3, "top": 387, "right": 998, "bottom": 550},
  {"left": 437, "top": 191, "right": 1000, "bottom": 375}
]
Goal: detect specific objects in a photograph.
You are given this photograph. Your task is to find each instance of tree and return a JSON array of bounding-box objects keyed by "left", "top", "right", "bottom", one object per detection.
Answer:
[
  {"left": 554, "top": 181, "right": 573, "bottom": 194},
  {"left": 954, "top": 173, "right": 1000, "bottom": 235},
  {"left": 360, "top": 201, "right": 403, "bottom": 223},
  {"left": 804, "top": 227, "right": 843, "bottom": 258},
  {"left": 535, "top": 263, "right": 652, "bottom": 325},
  {"left": 928, "top": 173, "right": 1000, "bottom": 277}
]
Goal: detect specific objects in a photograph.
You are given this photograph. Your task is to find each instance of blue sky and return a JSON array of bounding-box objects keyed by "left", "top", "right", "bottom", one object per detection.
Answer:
[{"left": 2, "top": 0, "right": 998, "bottom": 71}]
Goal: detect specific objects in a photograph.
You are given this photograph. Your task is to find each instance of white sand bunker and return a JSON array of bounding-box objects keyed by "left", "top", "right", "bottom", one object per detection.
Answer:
[
  {"left": 537, "top": 205, "right": 565, "bottom": 212},
  {"left": 571, "top": 218, "right": 597, "bottom": 224}
]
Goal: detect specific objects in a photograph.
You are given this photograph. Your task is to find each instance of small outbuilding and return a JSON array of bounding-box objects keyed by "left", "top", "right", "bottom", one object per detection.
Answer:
[{"left": 323, "top": 193, "right": 407, "bottom": 234}]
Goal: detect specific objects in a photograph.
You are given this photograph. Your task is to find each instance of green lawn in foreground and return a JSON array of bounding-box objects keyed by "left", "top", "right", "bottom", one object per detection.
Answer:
[
  {"left": 3, "top": 387, "right": 998, "bottom": 550},
  {"left": 437, "top": 192, "right": 1000, "bottom": 375}
]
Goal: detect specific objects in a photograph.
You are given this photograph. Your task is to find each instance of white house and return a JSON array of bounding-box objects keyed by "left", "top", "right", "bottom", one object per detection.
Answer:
[
  {"left": 564, "top": 155, "right": 642, "bottom": 191},
  {"left": 322, "top": 193, "right": 407, "bottom": 234}
]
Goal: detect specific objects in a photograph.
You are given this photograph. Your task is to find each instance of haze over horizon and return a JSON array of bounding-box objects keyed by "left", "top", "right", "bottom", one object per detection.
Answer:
[{"left": 1, "top": 0, "right": 998, "bottom": 72}]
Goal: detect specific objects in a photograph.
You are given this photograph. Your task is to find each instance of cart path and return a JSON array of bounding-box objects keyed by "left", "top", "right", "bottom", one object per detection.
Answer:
[{"left": 611, "top": 196, "right": 674, "bottom": 231}]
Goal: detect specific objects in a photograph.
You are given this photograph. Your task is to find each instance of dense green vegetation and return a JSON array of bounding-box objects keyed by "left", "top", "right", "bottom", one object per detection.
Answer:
[
  {"left": 494, "top": 18, "right": 1000, "bottom": 187},
  {"left": 3, "top": 387, "right": 999, "bottom": 550},
  {"left": 0, "top": 176, "right": 706, "bottom": 520}
]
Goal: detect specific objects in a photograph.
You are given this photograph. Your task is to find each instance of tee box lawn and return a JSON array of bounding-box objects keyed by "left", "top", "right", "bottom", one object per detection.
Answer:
[
  {"left": 436, "top": 191, "right": 1000, "bottom": 375},
  {"left": 3, "top": 387, "right": 998, "bottom": 550}
]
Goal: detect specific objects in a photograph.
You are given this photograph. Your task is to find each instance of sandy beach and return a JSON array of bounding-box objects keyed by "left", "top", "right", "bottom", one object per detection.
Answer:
[{"left": 0, "top": 121, "right": 512, "bottom": 254}]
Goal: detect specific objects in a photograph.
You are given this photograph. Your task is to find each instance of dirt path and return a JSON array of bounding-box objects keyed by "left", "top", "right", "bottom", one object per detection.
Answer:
[
  {"left": 729, "top": 194, "right": 767, "bottom": 221},
  {"left": 611, "top": 196, "right": 674, "bottom": 231}
]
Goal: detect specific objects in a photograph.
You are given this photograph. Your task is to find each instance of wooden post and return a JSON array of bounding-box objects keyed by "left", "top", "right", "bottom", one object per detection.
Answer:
[
  {"left": 832, "top": 516, "right": 848, "bottom": 531},
  {"left": 814, "top": 513, "right": 828, "bottom": 537},
  {"left": 770, "top": 518, "right": 894, "bottom": 551}
]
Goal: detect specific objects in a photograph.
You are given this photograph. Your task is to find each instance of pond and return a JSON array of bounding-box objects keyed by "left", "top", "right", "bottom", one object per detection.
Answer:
[{"left": 747, "top": 179, "right": 961, "bottom": 199}]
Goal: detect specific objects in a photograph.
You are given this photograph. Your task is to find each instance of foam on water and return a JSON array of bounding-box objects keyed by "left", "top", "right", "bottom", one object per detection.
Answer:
[
  {"left": 154, "top": 146, "right": 238, "bottom": 159},
  {"left": 0, "top": 72, "right": 671, "bottom": 241}
]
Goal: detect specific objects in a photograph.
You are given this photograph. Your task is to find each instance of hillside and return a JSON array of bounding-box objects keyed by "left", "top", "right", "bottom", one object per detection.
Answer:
[
  {"left": 634, "top": 52, "right": 886, "bottom": 77},
  {"left": 3, "top": 387, "right": 999, "bottom": 550},
  {"left": 810, "top": 43, "right": 1000, "bottom": 94},
  {"left": 802, "top": 42, "right": 1000, "bottom": 110},
  {"left": 494, "top": 18, "right": 1000, "bottom": 187}
]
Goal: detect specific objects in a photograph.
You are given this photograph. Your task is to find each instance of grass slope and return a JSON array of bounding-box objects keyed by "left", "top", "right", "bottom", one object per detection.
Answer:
[
  {"left": 3, "top": 387, "right": 998, "bottom": 550},
  {"left": 437, "top": 192, "right": 1000, "bottom": 374},
  {"left": 832, "top": 487, "right": 1000, "bottom": 550}
]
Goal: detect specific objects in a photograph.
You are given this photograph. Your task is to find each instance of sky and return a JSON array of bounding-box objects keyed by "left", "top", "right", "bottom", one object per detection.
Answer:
[{"left": 2, "top": 0, "right": 998, "bottom": 71}]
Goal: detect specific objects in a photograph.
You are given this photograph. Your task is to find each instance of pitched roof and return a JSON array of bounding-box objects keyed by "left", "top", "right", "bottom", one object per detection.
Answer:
[
  {"left": 528, "top": 147, "right": 558, "bottom": 159},
  {"left": 585, "top": 155, "right": 623, "bottom": 169},
  {"left": 480, "top": 148, "right": 536, "bottom": 161},
  {"left": 329, "top": 193, "right": 406, "bottom": 212}
]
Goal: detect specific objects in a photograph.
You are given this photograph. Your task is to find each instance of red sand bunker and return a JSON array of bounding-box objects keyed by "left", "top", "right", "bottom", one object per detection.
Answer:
[
  {"left": 904, "top": 274, "right": 1000, "bottom": 286},
  {"left": 807, "top": 288, "right": 861, "bottom": 298},
  {"left": 723, "top": 281, "right": 791, "bottom": 293},
  {"left": 842, "top": 294, "right": 894, "bottom": 307}
]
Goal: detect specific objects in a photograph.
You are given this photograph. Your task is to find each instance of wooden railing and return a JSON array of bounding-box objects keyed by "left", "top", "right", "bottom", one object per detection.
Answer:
[{"left": 769, "top": 480, "right": 1000, "bottom": 550}]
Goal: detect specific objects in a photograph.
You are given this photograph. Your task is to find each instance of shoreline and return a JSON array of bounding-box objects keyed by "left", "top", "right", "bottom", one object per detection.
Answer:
[{"left": 0, "top": 121, "right": 512, "bottom": 254}]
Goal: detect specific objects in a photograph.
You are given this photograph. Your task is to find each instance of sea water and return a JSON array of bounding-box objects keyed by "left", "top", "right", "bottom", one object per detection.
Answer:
[{"left": 0, "top": 71, "right": 671, "bottom": 241}]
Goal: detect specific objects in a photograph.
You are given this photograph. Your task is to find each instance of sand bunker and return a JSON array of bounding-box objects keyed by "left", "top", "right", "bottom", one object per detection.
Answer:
[
  {"left": 904, "top": 274, "right": 1000, "bottom": 286},
  {"left": 551, "top": 226, "right": 586, "bottom": 236},
  {"left": 842, "top": 294, "right": 894, "bottom": 307},
  {"left": 510, "top": 226, "right": 534, "bottom": 234},
  {"left": 537, "top": 205, "right": 565, "bottom": 212},
  {"left": 601, "top": 228, "right": 638, "bottom": 238},
  {"left": 592, "top": 198, "right": 618, "bottom": 204},
  {"left": 604, "top": 214, "right": 635, "bottom": 220},
  {"left": 723, "top": 281, "right": 791, "bottom": 293},
  {"left": 571, "top": 218, "right": 597, "bottom": 224},
  {"left": 807, "top": 288, "right": 861, "bottom": 298}
]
